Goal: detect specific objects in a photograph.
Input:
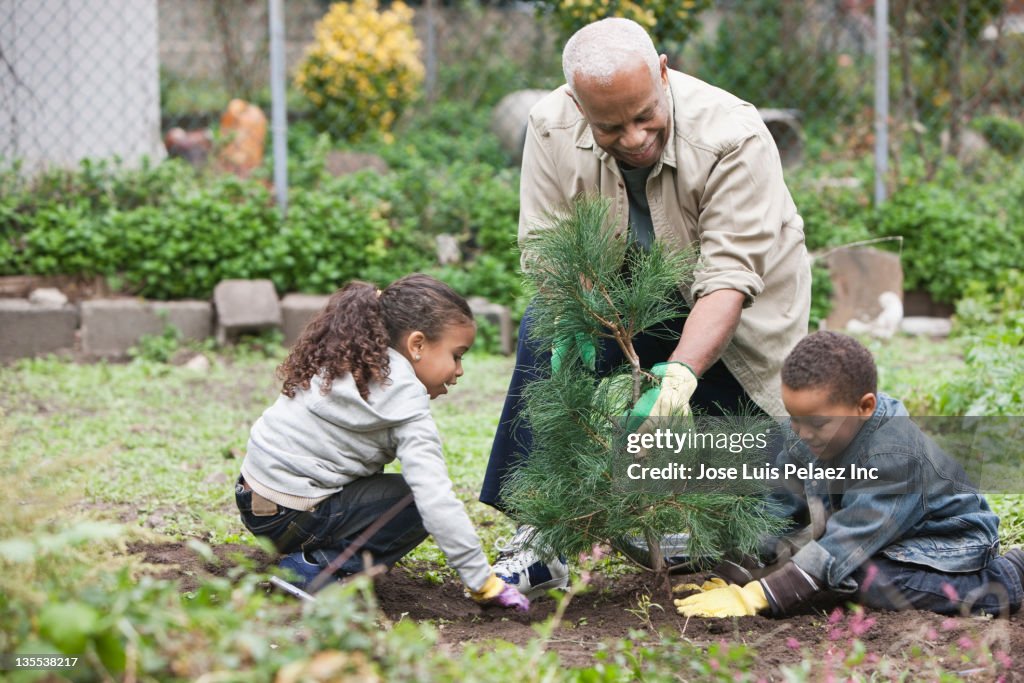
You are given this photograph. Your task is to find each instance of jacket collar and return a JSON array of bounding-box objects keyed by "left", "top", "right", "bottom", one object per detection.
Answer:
[{"left": 834, "top": 393, "right": 907, "bottom": 464}]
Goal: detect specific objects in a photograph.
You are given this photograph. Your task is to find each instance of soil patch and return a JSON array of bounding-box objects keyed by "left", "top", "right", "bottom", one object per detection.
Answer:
[{"left": 128, "top": 541, "right": 1024, "bottom": 679}]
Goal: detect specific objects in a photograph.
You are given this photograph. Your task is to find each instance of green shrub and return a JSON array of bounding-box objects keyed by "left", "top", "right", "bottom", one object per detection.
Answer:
[
  {"left": 696, "top": 0, "right": 847, "bottom": 124},
  {"left": 1, "top": 154, "right": 522, "bottom": 306},
  {"left": 970, "top": 115, "right": 1024, "bottom": 157},
  {"left": 534, "top": 0, "right": 711, "bottom": 50},
  {"left": 871, "top": 182, "right": 1020, "bottom": 304}
]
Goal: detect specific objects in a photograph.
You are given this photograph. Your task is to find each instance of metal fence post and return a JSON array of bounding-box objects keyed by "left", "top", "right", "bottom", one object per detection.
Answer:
[
  {"left": 269, "top": 0, "right": 288, "bottom": 215},
  {"left": 874, "top": 0, "right": 889, "bottom": 206}
]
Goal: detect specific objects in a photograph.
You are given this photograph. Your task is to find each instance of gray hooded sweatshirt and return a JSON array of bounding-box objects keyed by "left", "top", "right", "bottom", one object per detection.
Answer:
[{"left": 241, "top": 348, "right": 491, "bottom": 591}]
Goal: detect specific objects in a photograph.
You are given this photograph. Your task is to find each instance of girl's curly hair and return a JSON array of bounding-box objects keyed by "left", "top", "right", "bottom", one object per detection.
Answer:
[{"left": 277, "top": 273, "right": 474, "bottom": 401}]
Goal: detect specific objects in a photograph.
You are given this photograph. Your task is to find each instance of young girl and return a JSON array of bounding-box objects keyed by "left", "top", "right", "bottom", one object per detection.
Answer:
[{"left": 235, "top": 274, "right": 528, "bottom": 611}]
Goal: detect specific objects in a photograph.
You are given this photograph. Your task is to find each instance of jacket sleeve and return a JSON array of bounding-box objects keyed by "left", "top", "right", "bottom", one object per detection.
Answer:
[
  {"left": 791, "top": 454, "right": 923, "bottom": 589},
  {"left": 391, "top": 414, "right": 493, "bottom": 592},
  {"left": 518, "top": 113, "right": 570, "bottom": 272},
  {"left": 693, "top": 116, "right": 787, "bottom": 304}
]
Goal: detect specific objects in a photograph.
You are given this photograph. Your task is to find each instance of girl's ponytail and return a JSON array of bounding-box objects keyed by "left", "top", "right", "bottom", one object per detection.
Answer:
[
  {"left": 278, "top": 274, "right": 473, "bottom": 401},
  {"left": 278, "top": 281, "right": 391, "bottom": 400}
]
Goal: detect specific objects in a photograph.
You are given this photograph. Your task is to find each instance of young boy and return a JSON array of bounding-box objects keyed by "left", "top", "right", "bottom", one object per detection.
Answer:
[{"left": 675, "top": 331, "right": 1024, "bottom": 618}]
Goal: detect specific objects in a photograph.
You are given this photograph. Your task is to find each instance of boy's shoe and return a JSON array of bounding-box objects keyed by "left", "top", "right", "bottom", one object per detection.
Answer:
[
  {"left": 278, "top": 550, "right": 348, "bottom": 592},
  {"left": 614, "top": 533, "right": 697, "bottom": 573},
  {"left": 493, "top": 525, "right": 569, "bottom": 598},
  {"left": 1004, "top": 548, "right": 1024, "bottom": 588}
]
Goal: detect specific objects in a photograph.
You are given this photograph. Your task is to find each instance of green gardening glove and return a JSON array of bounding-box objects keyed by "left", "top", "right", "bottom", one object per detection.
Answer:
[
  {"left": 625, "top": 362, "right": 698, "bottom": 433},
  {"left": 551, "top": 332, "right": 597, "bottom": 373}
]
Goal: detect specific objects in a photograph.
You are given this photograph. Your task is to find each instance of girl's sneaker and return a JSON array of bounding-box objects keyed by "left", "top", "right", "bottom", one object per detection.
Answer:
[
  {"left": 493, "top": 525, "right": 569, "bottom": 598},
  {"left": 277, "top": 550, "right": 349, "bottom": 592}
]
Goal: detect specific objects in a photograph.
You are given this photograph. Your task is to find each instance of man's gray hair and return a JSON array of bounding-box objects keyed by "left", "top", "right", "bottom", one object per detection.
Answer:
[{"left": 562, "top": 18, "right": 660, "bottom": 93}]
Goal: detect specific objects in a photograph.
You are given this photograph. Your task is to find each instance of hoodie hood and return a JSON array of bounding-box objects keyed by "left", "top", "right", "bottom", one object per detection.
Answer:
[{"left": 307, "top": 349, "right": 430, "bottom": 433}]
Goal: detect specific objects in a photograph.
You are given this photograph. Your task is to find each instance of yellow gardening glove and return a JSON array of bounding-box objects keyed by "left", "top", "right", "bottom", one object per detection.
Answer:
[
  {"left": 625, "top": 362, "right": 698, "bottom": 433},
  {"left": 649, "top": 362, "right": 697, "bottom": 417},
  {"left": 672, "top": 577, "right": 729, "bottom": 594},
  {"left": 469, "top": 573, "right": 506, "bottom": 601},
  {"left": 469, "top": 574, "right": 530, "bottom": 611},
  {"left": 674, "top": 581, "right": 768, "bottom": 617}
]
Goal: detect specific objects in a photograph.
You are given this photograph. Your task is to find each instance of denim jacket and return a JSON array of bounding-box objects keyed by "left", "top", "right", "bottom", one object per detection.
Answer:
[{"left": 772, "top": 394, "right": 1000, "bottom": 592}]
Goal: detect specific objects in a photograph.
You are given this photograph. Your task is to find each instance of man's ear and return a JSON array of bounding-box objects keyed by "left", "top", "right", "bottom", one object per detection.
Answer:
[
  {"left": 857, "top": 392, "right": 877, "bottom": 418},
  {"left": 658, "top": 53, "right": 669, "bottom": 86},
  {"left": 566, "top": 90, "right": 583, "bottom": 115}
]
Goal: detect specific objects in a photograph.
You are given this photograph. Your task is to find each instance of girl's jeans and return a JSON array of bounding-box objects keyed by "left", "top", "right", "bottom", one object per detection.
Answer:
[{"left": 235, "top": 473, "right": 428, "bottom": 574}]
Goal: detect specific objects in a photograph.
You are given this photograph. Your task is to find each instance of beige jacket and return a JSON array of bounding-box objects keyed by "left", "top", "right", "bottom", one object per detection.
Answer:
[{"left": 519, "top": 69, "right": 810, "bottom": 416}]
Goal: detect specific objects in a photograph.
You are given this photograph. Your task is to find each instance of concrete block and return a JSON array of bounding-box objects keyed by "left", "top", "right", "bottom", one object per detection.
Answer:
[
  {"left": 0, "top": 300, "right": 78, "bottom": 362},
  {"left": 281, "top": 293, "right": 330, "bottom": 348},
  {"left": 213, "top": 279, "right": 282, "bottom": 344},
  {"left": 80, "top": 299, "right": 213, "bottom": 358},
  {"left": 468, "top": 296, "right": 513, "bottom": 355},
  {"left": 824, "top": 247, "right": 903, "bottom": 331},
  {"left": 900, "top": 316, "right": 953, "bottom": 338}
]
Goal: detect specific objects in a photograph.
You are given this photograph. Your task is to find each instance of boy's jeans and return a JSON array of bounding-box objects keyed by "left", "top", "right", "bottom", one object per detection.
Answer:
[
  {"left": 853, "top": 555, "right": 1022, "bottom": 616},
  {"left": 235, "top": 473, "right": 428, "bottom": 575}
]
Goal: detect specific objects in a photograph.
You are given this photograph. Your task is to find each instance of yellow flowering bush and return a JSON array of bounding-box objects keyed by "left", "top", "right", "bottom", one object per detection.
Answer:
[
  {"left": 536, "top": 0, "right": 711, "bottom": 49},
  {"left": 295, "top": 0, "right": 424, "bottom": 141}
]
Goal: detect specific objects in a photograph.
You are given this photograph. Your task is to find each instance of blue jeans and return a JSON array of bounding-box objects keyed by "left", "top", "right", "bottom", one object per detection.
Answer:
[
  {"left": 235, "top": 473, "right": 428, "bottom": 574},
  {"left": 480, "top": 303, "right": 757, "bottom": 511},
  {"left": 852, "top": 555, "right": 1022, "bottom": 616}
]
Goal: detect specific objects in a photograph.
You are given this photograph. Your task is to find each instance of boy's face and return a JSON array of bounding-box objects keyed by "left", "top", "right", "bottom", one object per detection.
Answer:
[{"left": 781, "top": 385, "right": 877, "bottom": 460}]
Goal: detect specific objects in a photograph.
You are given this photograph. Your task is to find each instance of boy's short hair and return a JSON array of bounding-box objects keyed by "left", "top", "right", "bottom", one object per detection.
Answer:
[{"left": 782, "top": 331, "right": 877, "bottom": 405}]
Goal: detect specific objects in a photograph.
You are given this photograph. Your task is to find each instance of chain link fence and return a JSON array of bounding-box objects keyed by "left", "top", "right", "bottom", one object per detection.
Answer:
[{"left": 3, "top": 1, "right": 1024, "bottom": 187}]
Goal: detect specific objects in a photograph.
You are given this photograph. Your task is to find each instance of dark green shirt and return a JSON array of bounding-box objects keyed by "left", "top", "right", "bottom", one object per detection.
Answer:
[{"left": 619, "top": 163, "right": 655, "bottom": 252}]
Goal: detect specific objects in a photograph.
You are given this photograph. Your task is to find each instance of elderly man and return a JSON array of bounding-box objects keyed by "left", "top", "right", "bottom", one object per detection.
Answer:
[{"left": 484, "top": 17, "right": 810, "bottom": 597}]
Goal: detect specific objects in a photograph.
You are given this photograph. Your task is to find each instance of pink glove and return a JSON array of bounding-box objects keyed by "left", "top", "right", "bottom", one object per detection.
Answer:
[
  {"left": 483, "top": 582, "right": 531, "bottom": 612},
  {"left": 471, "top": 575, "right": 531, "bottom": 612}
]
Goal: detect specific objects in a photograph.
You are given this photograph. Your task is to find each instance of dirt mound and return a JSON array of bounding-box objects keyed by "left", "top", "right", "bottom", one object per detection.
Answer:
[{"left": 128, "top": 541, "right": 1024, "bottom": 678}]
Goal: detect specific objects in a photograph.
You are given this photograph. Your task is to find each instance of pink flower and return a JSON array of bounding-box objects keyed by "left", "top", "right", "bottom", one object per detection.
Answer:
[
  {"left": 786, "top": 637, "right": 801, "bottom": 650},
  {"left": 995, "top": 651, "right": 1012, "bottom": 668},
  {"left": 926, "top": 628, "right": 938, "bottom": 640},
  {"left": 709, "top": 659, "right": 720, "bottom": 671},
  {"left": 958, "top": 636, "right": 974, "bottom": 650},
  {"left": 849, "top": 614, "right": 876, "bottom": 636},
  {"left": 860, "top": 563, "right": 879, "bottom": 592},
  {"left": 828, "top": 607, "right": 844, "bottom": 624},
  {"left": 941, "top": 582, "right": 960, "bottom": 602},
  {"left": 829, "top": 626, "right": 844, "bottom": 641}
]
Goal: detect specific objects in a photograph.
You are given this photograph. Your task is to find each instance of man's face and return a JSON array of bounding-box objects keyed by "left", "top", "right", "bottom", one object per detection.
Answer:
[
  {"left": 781, "top": 384, "right": 876, "bottom": 460},
  {"left": 570, "top": 55, "right": 670, "bottom": 169}
]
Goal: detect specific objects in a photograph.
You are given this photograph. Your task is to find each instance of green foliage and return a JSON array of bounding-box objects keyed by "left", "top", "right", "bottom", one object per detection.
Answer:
[
  {"left": 970, "top": 115, "right": 1024, "bottom": 157},
  {"left": 533, "top": 0, "right": 712, "bottom": 52},
  {"left": 695, "top": 0, "right": 845, "bottom": 122},
  {"left": 917, "top": 0, "right": 1004, "bottom": 60},
  {"left": 808, "top": 260, "right": 833, "bottom": 330},
  {"left": 930, "top": 270, "right": 1024, "bottom": 416},
  {"left": 384, "top": 101, "right": 511, "bottom": 168},
  {"left": 129, "top": 323, "right": 185, "bottom": 364},
  {"left": 504, "top": 196, "right": 786, "bottom": 567},
  {"left": 952, "top": 270, "right": 1024, "bottom": 345},
  {"left": 871, "top": 182, "right": 1021, "bottom": 304},
  {"left": 1, "top": 155, "right": 521, "bottom": 303}
]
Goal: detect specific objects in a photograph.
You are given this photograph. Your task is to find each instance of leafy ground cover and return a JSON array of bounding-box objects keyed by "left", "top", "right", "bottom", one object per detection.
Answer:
[{"left": 1, "top": 335, "right": 1022, "bottom": 680}]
